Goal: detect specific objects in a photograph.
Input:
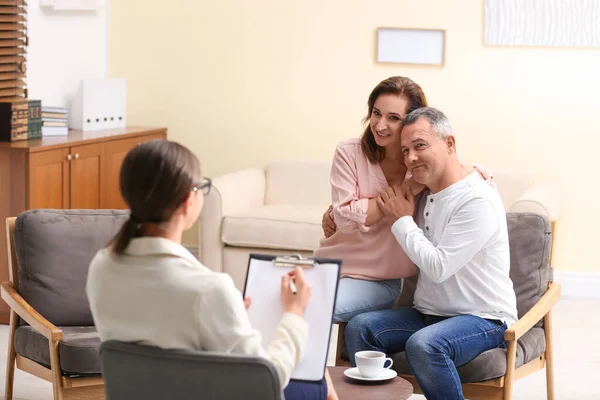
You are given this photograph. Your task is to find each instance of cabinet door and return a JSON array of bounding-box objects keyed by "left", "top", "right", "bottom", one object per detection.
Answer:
[
  {"left": 70, "top": 143, "right": 102, "bottom": 209},
  {"left": 29, "top": 148, "right": 70, "bottom": 209},
  {"left": 102, "top": 134, "right": 165, "bottom": 209}
]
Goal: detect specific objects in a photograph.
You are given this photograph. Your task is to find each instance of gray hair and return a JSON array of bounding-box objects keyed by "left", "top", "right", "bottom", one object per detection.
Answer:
[{"left": 402, "top": 107, "right": 453, "bottom": 139}]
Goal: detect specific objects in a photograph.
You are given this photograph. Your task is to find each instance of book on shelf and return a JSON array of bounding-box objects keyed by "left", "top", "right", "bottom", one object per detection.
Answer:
[
  {"left": 0, "top": 99, "right": 28, "bottom": 141},
  {"left": 43, "top": 120, "right": 67, "bottom": 127},
  {"left": 28, "top": 99, "right": 42, "bottom": 139},
  {"left": 41, "top": 106, "right": 68, "bottom": 114},
  {"left": 42, "top": 125, "right": 69, "bottom": 137},
  {"left": 42, "top": 111, "right": 67, "bottom": 119}
]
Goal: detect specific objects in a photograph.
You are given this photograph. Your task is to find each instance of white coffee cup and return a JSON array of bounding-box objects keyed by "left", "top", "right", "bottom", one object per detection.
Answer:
[{"left": 354, "top": 350, "right": 393, "bottom": 378}]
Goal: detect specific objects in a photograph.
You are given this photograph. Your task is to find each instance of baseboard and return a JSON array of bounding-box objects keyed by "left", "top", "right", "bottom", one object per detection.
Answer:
[{"left": 553, "top": 270, "right": 600, "bottom": 299}]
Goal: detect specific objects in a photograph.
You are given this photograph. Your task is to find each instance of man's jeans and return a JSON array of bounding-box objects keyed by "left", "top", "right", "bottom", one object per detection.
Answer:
[
  {"left": 345, "top": 307, "right": 507, "bottom": 400},
  {"left": 333, "top": 277, "right": 402, "bottom": 323}
]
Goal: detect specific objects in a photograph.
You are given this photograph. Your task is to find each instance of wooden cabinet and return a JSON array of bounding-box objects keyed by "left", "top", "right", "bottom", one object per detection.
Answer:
[
  {"left": 0, "top": 127, "right": 167, "bottom": 323},
  {"left": 70, "top": 143, "right": 102, "bottom": 209},
  {"left": 102, "top": 133, "right": 164, "bottom": 209},
  {"left": 29, "top": 148, "right": 70, "bottom": 209}
]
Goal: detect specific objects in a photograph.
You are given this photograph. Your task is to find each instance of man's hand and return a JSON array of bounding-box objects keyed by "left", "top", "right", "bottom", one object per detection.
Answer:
[{"left": 377, "top": 184, "right": 415, "bottom": 220}]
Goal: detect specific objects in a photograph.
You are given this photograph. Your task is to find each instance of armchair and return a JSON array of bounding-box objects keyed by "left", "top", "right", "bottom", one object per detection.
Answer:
[
  {"left": 100, "top": 340, "right": 283, "bottom": 400},
  {"left": 334, "top": 213, "right": 561, "bottom": 400},
  {"left": 2, "top": 209, "right": 129, "bottom": 400}
]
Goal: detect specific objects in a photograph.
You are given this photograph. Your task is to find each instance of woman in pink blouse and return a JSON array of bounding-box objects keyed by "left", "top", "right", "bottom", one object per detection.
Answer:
[{"left": 314, "top": 76, "right": 492, "bottom": 323}]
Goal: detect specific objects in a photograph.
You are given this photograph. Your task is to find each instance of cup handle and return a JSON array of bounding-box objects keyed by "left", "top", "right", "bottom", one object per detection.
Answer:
[{"left": 384, "top": 357, "right": 393, "bottom": 369}]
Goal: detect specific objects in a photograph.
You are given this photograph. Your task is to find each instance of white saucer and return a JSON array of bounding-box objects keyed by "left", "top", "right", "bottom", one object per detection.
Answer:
[{"left": 343, "top": 367, "right": 397, "bottom": 382}]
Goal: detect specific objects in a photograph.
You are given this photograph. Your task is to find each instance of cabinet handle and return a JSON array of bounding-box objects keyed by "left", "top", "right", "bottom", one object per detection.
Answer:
[
  {"left": 74, "top": 153, "right": 80, "bottom": 160},
  {"left": 66, "top": 154, "right": 72, "bottom": 161}
]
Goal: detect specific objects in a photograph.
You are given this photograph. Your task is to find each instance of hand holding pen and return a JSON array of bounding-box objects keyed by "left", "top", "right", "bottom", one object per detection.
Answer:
[{"left": 280, "top": 266, "right": 311, "bottom": 317}]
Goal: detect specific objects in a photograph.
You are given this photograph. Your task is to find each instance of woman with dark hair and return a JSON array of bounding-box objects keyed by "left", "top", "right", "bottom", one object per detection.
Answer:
[
  {"left": 86, "top": 140, "right": 338, "bottom": 400},
  {"left": 315, "top": 76, "right": 493, "bottom": 323}
]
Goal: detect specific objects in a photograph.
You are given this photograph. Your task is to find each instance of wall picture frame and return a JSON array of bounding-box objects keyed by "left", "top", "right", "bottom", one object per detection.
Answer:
[{"left": 376, "top": 27, "right": 446, "bottom": 66}]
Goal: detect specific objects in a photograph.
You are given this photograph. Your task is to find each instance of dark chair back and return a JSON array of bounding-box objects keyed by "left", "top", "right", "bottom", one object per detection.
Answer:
[{"left": 100, "top": 341, "right": 283, "bottom": 400}]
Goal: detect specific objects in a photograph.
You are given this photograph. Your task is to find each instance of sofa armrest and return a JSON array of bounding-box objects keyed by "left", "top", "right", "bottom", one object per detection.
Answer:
[
  {"left": 199, "top": 168, "right": 266, "bottom": 271},
  {"left": 510, "top": 181, "right": 563, "bottom": 221},
  {"left": 1, "top": 282, "right": 63, "bottom": 341},
  {"left": 504, "top": 282, "right": 561, "bottom": 341}
]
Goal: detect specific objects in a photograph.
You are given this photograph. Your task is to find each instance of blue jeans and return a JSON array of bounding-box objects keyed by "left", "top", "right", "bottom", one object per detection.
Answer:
[
  {"left": 284, "top": 378, "right": 327, "bottom": 400},
  {"left": 345, "top": 307, "right": 507, "bottom": 400},
  {"left": 333, "top": 277, "right": 402, "bottom": 323}
]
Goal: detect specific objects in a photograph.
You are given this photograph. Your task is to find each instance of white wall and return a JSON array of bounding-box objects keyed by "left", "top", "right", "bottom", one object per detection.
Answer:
[{"left": 26, "top": 0, "right": 108, "bottom": 108}]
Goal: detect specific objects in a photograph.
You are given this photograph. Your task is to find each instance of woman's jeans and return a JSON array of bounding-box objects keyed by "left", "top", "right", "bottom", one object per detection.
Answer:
[
  {"left": 333, "top": 277, "right": 403, "bottom": 323},
  {"left": 345, "top": 307, "right": 507, "bottom": 400},
  {"left": 284, "top": 377, "right": 327, "bottom": 400}
]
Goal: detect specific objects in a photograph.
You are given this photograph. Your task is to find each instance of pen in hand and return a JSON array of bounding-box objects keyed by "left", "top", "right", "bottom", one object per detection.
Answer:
[{"left": 289, "top": 280, "right": 297, "bottom": 295}]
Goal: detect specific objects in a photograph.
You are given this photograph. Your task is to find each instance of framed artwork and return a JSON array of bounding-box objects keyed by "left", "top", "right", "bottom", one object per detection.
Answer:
[
  {"left": 484, "top": 0, "right": 600, "bottom": 48},
  {"left": 376, "top": 27, "right": 446, "bottom": 66}
]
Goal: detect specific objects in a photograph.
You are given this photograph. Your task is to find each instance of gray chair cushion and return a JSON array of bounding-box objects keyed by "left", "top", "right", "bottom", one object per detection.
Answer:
[
  {"left": 507, "top": 213, "right": 552, "bottom": 328},
  {"left": 15, "top": 209, "right": 129, "bottom": 326},
  {"left": 14, "top": 326, "right": 101, "bottom": 375},
  {"left": 100, "top": 341, "right": 283, "bottom": 400},
  {"left": 391, "top": 327, "right": 546, "bottom": 382},
  {"left": 389, "top": 212, "right": 552, "bottom": 382}
]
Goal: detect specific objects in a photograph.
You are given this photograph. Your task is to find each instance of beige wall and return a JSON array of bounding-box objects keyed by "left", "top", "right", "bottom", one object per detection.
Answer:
[{"left": 110, "top": 0, "right": 600, "bottom": 273}]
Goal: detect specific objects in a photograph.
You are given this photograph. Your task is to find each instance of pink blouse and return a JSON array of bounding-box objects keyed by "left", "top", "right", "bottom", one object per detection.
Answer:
[{"left": 313, "top": 139, "right": 418, "bottom": 280}]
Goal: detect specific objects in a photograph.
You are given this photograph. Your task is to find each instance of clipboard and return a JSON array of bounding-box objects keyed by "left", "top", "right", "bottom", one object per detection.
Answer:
[{"left": 243, "top": 253, "right": 341, "bottom": 382}]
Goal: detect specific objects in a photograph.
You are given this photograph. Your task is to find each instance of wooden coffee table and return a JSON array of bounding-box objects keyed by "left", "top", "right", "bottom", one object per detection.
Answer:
[{"left": 327, "top": 366, "right": 413, "bottom": 400}]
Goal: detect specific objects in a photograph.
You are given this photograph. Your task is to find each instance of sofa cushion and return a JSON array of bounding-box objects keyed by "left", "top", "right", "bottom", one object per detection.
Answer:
[
  {"left": 265, "top": 161, "right": 331, "bottom": 206},
  {"left": 15, "top": 209, "right": 129, "bottom": 326},
  {"left": 391, "top": 327, "right": 546, "bottom": 382},
  {"left": 222, "top": 205, "right": 324, "bottom": 251},
  {"left": 507, "top": 213, "right": 552, "bottom": 327},
  {"left": 14, "top": 326, "right": 101, "bottom": 375}
]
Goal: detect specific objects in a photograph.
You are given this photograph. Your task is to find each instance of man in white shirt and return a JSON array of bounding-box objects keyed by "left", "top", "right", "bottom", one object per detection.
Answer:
[{"left": 344, "top": 107, "right": 518, "bottom": 400}]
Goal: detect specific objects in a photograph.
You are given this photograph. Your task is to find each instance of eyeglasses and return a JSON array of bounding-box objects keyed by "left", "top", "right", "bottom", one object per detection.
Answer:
[{"left": 192, "top": 178, "right": 212, "bottom": 195}]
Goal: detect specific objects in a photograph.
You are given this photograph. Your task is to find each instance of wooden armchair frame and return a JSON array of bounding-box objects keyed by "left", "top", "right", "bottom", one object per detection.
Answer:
[
  {"left": 1, "top": 217, "right": 104, "bottom": 400},
  {"left": 334, "top": 221, "right": 561, "bottom": 400}
]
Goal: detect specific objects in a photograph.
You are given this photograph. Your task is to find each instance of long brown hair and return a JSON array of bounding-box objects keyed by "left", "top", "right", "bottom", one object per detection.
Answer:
[
  {"left": 111, "top": 140, "right": 202, "bottom": 255},
  {"left": 360, "top": 76, "right": 428, "bottom": 163}
]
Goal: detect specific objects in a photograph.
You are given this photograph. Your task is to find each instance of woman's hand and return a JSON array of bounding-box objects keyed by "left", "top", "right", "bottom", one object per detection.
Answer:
[
  {"left": 280, "top": 267, "right": 312, "bottom": 317},
  {"left": 459, "top": 160, "right": 477, "bottom": 176},
  {"left": 322, "top": 205, "right": 337, "bottom": 238}
]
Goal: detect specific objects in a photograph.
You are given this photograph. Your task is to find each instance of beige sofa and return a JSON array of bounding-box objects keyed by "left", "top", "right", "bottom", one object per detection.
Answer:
[{"left": 199, "top": 160, "right": 563, "bottom": 290}]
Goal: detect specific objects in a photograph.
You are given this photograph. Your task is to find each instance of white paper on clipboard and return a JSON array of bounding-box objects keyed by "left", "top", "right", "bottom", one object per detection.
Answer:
[{"left": 244, "top": 255, "right": 340, "bottom": 382}]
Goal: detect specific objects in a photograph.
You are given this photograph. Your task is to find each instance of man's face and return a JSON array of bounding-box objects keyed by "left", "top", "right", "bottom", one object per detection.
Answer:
[{"left": 400, "top": 117, "right": 452, "bottom": 186}]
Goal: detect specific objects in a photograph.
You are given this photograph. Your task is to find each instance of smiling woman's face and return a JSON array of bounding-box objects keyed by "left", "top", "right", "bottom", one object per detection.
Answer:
[{"left": 369, "top": 94, "right": 410, "bottom": 148}]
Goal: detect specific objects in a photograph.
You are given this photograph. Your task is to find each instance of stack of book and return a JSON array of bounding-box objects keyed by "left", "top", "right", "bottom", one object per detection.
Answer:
[{"left": 42, "top": 106, "right": 69, "bottom": 136}]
